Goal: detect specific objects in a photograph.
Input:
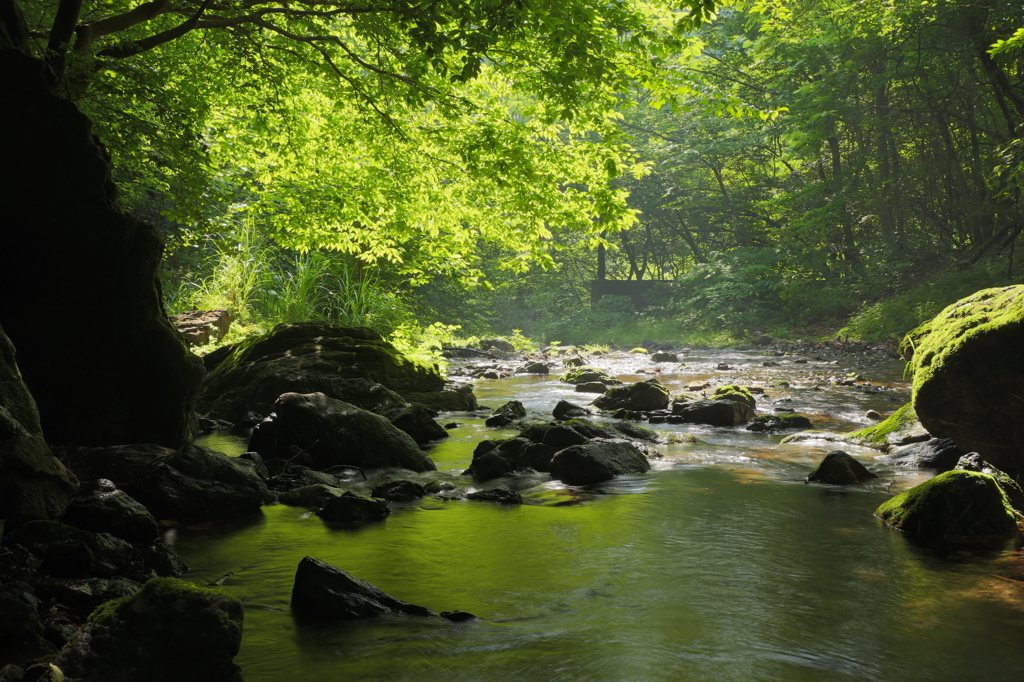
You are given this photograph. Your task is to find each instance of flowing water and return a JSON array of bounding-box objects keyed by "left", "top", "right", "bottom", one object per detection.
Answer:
[{"left": 184, "top": 349, "right": 1024, "bottom": 681}]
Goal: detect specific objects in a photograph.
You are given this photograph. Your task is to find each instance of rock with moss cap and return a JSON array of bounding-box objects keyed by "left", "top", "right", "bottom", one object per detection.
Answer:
[
  {"left": 900, "top": 285, "right": 1024, "bottom": 473},
  {"left": 559, "top": 367, "right": 620, "bottom": 385},
  {"left": 672, "top": 399, "right": 754, "bottom": 426},
  {"left": 712, "top": 385, "right": 756, "bottom": 409},
  {"left": 875, "top": 470, "right": 1021, "bottom": 550},
  {"left": 197, "top": 322, "right": 446, "bottom": 424},
  {"left": 52, "top": 577, "right": 244, "bottom": 682},
  {"left": 593, "top": 379, "right": 670, "bottom": 412},
  {"left": 782, "top": 403, "right": 928, "bottom": 451},
  {"left": 954, "top": 453, "right": 1024, "bottom": 513}
]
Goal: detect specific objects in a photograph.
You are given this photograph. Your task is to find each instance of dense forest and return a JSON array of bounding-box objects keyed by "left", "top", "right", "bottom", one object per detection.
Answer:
[{"left": 21, "top": 0, "right": 1017, "bottom": 354}]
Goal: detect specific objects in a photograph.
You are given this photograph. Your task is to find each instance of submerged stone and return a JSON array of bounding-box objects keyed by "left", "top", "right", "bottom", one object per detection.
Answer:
[{"left": 291, "top": 556, "right": 434, "bottom": 620}]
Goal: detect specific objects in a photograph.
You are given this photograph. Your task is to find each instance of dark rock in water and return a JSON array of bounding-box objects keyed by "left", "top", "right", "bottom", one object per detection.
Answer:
[
  {"left": 875, "top": 470, "right": 1021, "bottom": 550},
  {"left": 481, "top": 339, "right": 515, "bottom": 353},
  {"left": 440, "top": 610, "right": 477, "bottom": 622},
  {"left": 543, "top": 425, "right": 590, "bottom": 448},
  {"left": 807, "top": 451, "right": 878, "bottom": 485},
  {"left": 900, "top": 286, "right": 1024, "bottom": 474},
  {"left": 68, "top": 444, "right": 268, "bottom": 523},
  {"left": 746, "top": 415, "right": 813, "bottom": 433},
  {"left": 651, "top": 352, "right": 678, "bottom": 363},
  {"left": 248, "top": 392, "right": 435, "bottom": 472},
  {"left": 61, "top": 479, "right": 159, "bottom": 545},
  {"left": 278, "top": 484, "right": 344, "bottom": 509},
  {"left": 198, "top": 322, "right": 445, "bottom": 424},
  {"left": 560, "top": 367, "right": 619, "bottom": 385},
  {"left": 292, "top": 556, "right": 436, "bottom": 620},
  {"left": 140, "top": 543, "right": 189, "bottom": 578},
  {"left": 265, "top": 461, "right": 339, "bottom": 490},
  {"left": 34, "top": 577, "right": 143, "bottom": 618},
  {"left": 563, "top": 356, "right": 586, "bottom": 368},
  {"left": 6, "top": 521, "right": 136, "bottom": 579},
  {"left": 520, "top": 362, "right": 549, "bottom": 374},
  {"left": 672, "top": 399, "right": 754, "bottom": 426},
  {"left": 955, "top": 453, "right": 1024, "bottom": 513},
  {"left": 879, "top": 438, "right": 966, "bottom": 470},
  {"left": 385, "top": 404, "right": 448, "bottom": 445},
  {"left": 549, "top": 438, "right": 652, "bottom": 485},
  {"left": 465, "top": 438, "right": 558, "bottom": 479},
  {"left": 552, "top": 400, "right": 589, "bottom": 420},
  {"left": 575, "top": 382, "right": 609, "bottom": 394},
  {"left": 484, "top": 400, "right": 527, "bottom": 427},
  {"left": 403, "top": 383, "right": 478, "bottom": 412},
  {"left": 52, "top": 577, "right": 244, "bottom": 682},
  {"left": 609, "top": 421, "right": 660, "bottom": 443},
  {"left": 318, "top": 492, "right": 390, "bottom": 526},
  {"left": 466, "top": 488, "right": 523, "bottom": 504},
  {"left": 592, "top": 379, "right": 670, "bottom": 412},
  {"left": 236, "top": 451, "right": 270, "bottom": 480},
  {"left": 371, "top": 480, "right": 426, "bottom": 502}
]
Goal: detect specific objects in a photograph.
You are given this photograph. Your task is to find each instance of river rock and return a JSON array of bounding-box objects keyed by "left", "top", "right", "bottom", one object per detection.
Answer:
[
  {"left": 672, "top": 399, "right": 754, "bottom": 426},
  {"left": 52, "top": 577, "right": 243, "bottom": 682},
  {"left": 32, "top": 577, "right": 143, "bottom": 618},
  {"left": 520, "top": 362, "right": 550, "bottom": 374},
  {"left": 291, "top": 556, "right": 434, "bottom": 620},
  {"left": 0, "top": 590, "right": 54, "bottom": 668},
  {"left": 61, "top": 479, "right": 159, "bottom": 545},
  {"left": 481, "top": 339, "right": 515, "bottom": 353},
  {"left": 807, "top": 451, "right": 878, "bottom": 485},
  {"left": 552, "top": 399, "right": 589, "bottom": 420},
  {"left": 563, "top": 356, "right": 586, "bottom": 368},
  {"left": 465, "top": 438, "right": 560, "bottom": 479},
  {"left": 371, "top": 480, "right": 426, "bottom": 502},
  {"left": 68, "top": 443, "right": 268, "bottom": 523},
  {"left": 711, "top": 384, "right": 756, "bottom": 408},
  {"left": 900, "top": 286, "right": 1024, "bottom": 473},
  {"left": 841, "top": 403, "right": 930, "bottom": 450},
  {"left": 385, "top": 404, "right": 449, "bottom": 445},
  {"left": 278, "top": 484, "right": 344, "bottom": 509},
  {"left": 575, "top": 382, "right": 610, "bottom": 394},
  {"left": 875, "top": 470, "right": 1021, "bottom": 550},
  {"left": 318, "top": 492, "right": 390, "bottom": 526},
  {"left": 484, "top": 400, "right": 527, "bottom": 427},
  {"left": 877, "top": 438, "right": 966, "bottom": 470},
  {"left": 651, "top": 352, "right": 678, "bottom": 363},
  {"left": 549, "top": 438, "right": 652, "bottom": 485},
  {"left": 592, "top": 379, "right": 670, "bottom": 412},
  {"left": 6, "top": 521, "right": 136, "bottom": 579},
  {"left": 248, "top": 392, "right": 435, "bottom": 472},
  {"left": 560, "top": 367, "right": 619, "bottom": 385},
  {"left": 198, "top": 322, "right": 446, "bottom": 423},
  {"left": 403, "top": 383, "right": 478, "bottom": 412},
  {"left": 746, "top": 415, "right": 813, "bottom": 433},
  {"left": 265, "top": 461, "right": 340, "bottom": 490},
  {"left": 955, "top": 453, "right": 1024, "bottom": 513},
  {"left": 466, "top": 488, "right": 523, "bottom": 504}
]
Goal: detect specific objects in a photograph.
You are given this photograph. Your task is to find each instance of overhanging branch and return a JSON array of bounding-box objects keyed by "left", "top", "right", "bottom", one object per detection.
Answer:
[{"left": 97, "top": 0, "right": 215, "bottom": 60}]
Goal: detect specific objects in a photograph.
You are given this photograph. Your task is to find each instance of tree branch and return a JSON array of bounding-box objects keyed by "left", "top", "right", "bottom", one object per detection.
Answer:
[
  {"left": 97, "top": 0, "right": 215, "bottom": 60},
  {"left": 0, "top": 0, "right": 30, "bottom": 52},
  {"left": 74, "top": 0, "right": 171, "bottom": 54}
]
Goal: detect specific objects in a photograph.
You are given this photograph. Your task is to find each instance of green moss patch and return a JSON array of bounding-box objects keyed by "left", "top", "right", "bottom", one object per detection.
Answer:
[
  {"left": 712, "top": 385, "right": 756, "bottom": 408},
  {"left": 843, "top": 403, "right": 926, "bottom": 450}
]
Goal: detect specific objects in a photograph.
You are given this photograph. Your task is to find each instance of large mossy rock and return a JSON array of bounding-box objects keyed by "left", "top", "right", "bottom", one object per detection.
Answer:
[
  {"left": 52, "top": 577, "right": 243, "bottom": 682},
  {"left": 712, "top": 384, "right": 756, "bottom": 408},
  {"left": 559, "top": 367, "right": 619, "bottom": 385},
  {"left": 248, "top": 392, "right": 436, "bottom": 472},
  {"left": 1, "top": 51, "right": 205, "bottom": 451},
  {"left": 197, "top": 322, "right": 445, "bottom": 423},
  {"left": 900, "top": 286, "right": 1024, "bottom": 473},
  {"left": 68, "top": 444, "right": 268, "bottom": 523},
  {"left": 0, "top": 325, "right": 79, "bottom": 527},
  {"left": 592, "top": 379, "right": 670, "bottom": 412},
  {"left": 842, "top": 403, "right": 929, "bottom": 450},
  {"left": 875, "top": 470, "right": 1021, "bottom": 550},
  {"left": 549, "top": 438, "right": 652, "bottom": 485}
]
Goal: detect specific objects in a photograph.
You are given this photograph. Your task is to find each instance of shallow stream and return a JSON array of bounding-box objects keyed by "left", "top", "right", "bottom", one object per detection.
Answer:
[{"left": 185, "top": 349, "right": 1024, "bottom": 681}]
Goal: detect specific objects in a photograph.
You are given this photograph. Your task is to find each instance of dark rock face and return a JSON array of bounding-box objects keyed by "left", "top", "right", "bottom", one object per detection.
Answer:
[
  {"left": 1, "top": 51, "right": 205, "bottom": 451},
  {"left": 197, "top": 322, "right": 445, "bottom": 423},
  {"left": 875, "top": 470, "right": 1021, "bottom": 550},
  {"left": 521, "top": 362, "right": 550, "bottom": 374},
  {"left": 592, "top": 379, "right": 670, "bottom": 412},
  {"left": 291, "top": 556, "right": 434, "bottom": 620},
  {"left": 549, "top": 438, "right": 652, "bottom": 485},
  {"left": 672, "top": 399, "right": 754, "bottom": 426},
  {"left": 169, "top": 309, "right": 233, "bottom": 346},
  {"left": 402, "top": 384, "right": 478, "bottom": 412},
  {"left": 371, "top": 480, "right": 426, "bottom": 502},
  {"left": 61, "top": 479, "right": 159, "bottom": 545},
  {"left": 248, "top": 392, "right": 435, "bottom": 472},
  {"left": 711, "top": 385, "right": 756, "bottom": 408},
  {"left": 5, "top": 521, "right": 136, "bottom": 579},
  {"left": 746, "top": 415, "right": 813, "bottom": 433},
  {"left": 807, "top": 451, "right": 878, "bottom": 485},
  {"left": 0, "top": 589, "right": 55, "bottom": 668},
  {"left": 575, "top": 382, "right": 609, "bottom": 394},
  {"left": 900, "top": 286, "right": 1024, "bottom": 473},
  {"left": 318, "top": 492, "right": 390, "bottom": 526},
  {"left": 0, "top": 326, "right": 80, "bottom": 527},
  {"left": 484, "top": 400, "right": 527, "bottom": 427},
  {"left": 465, "top": 488, "right": 523, "bottom": 504},
  {"left": 560, "top": 367, "right": 618, "bottom": 385},
  {"left": 68, "top": 444, "right": 268, "bottom": 522},
  {"left": 481, "top": 339, "right": 515, "bottom": 353},
  {"left": 385, "top": 404, "right": 449, "bottom": 445},
  {"left": 879, "top": 438, "right": 966, "bottom": 470},
  {"left": 552, "top": 400, "right": 589, "bottom": 420},
  {"left": 52, "top": 577, "right": 244, "bottom": 682},
  {"left": 955, "top": 453, "right": 1024, "bottom": 513},
  {"left": 278, "top": 484, "right": 344, "bottom": 509},
  {"left": 465, "top": 438, "right": 560, "bottom": 479},
  {"left": 651, "top": 352, "right": 678, "bottom": 363}
]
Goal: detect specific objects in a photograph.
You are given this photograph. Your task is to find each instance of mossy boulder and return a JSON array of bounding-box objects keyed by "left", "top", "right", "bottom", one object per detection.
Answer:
[
  {"left": 549, "top": 438, "right": 652, "bottom": 485},
  {"left": 593, "top": 379, "right": 671, "bottom": 412},
  {"left": 875, "top": 470, "right": 1021, "bottom": 550},
  {"left": 839, "top": 403, "right": 929, "bottom": 450},
  {"left": 248, "top": 392, "right": 435, "bottom": 472},
  {"left": 900, "top": 285, "right": 1024, "bottom": 473},
  {"left": 198, "top": 322, "right": 445, "bottom": 423},
  {"left": 559, "top": 366, "right": 619, "bottom": 385},
  {"left": 52, "top": 577, "right": 243, "bottom": 682},
  {"left": 712, "top": 385, "right": 756, "bottom": 408},
  {"left": 954, "top": 453, "right": 1024, "bottom": 513}
]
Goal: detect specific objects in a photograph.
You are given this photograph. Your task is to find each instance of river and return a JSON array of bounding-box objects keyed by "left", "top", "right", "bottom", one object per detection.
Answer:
[{"left": 184, "top": 348, "right": 1024, "bottom": 680}]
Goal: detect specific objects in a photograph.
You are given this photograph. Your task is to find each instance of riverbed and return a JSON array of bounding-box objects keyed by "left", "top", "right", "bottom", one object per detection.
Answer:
[{"left": 184, "top": 348, "right": 1024, "bottom": 681}]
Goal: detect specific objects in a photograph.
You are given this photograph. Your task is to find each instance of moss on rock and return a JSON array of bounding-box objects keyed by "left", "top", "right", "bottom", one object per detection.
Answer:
[
  {"left": 875, "top": 470, "right": 1021, "bottom": 550},
  {"left": 712, "top": 385, "right": 756, "bottom": 408},
  {"left": 842, "top": 403, "right": 928, "bottom": 450}
]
